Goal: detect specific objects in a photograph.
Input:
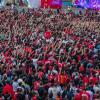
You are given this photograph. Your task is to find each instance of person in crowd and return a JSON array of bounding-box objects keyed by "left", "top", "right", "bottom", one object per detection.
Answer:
[{"left": 0, "top": 6, "right": 100, "bottom": 100}]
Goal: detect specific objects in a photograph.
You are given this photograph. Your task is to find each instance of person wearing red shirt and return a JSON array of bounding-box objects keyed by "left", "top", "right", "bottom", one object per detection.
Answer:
[
  {"left": 38, "top": 71, "right": 43, "bottom": 80},
  {"left": 79, "top": 64, "right": 85, "bottom": 73},
  {"left": 32, "top": 96, "right": 37, "bottom": 100},
  {"left": 81, "top": 90, "right": 90, "bottom": 100},
  {"left": 33, "top": 81, "right": 40, "bottom": 91},
  {"left": 2, "top": 83, "right": 16, "bottom": 100},
  {"left": 83, "top": 76, "right": 89, "bottom": 85},
  {"left": 48, "top": 74, "right": 53, "bottom": 82},
  {"left": 74, "top": 91, "right": 81, "bottom": 100},
  {"left": 89, "top": 75, "right": 98, "bottom": 85},
  {"left": 57, "top": 73, "right": 67, "bottom": 85}
]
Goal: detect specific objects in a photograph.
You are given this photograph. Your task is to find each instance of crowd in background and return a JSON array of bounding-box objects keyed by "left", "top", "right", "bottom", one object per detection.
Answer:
[{"left": 0, "top": 7, "right": 100, "bottom": 100}]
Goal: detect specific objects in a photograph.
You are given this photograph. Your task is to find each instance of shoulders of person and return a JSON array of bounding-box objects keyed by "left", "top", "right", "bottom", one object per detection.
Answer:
[
  {"left": 48, "top": 87, "right": 53, "bottom": 91},
  {"left": 32, "top": 59, "right": 38, "bottom": 61}
]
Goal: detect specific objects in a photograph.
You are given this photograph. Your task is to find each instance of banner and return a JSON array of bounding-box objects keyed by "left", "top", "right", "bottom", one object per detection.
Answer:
[
  {"left": 41, "top": 0, "right": 50, "bottom": 8},
  {"left": 50, "top": 0, "right": 62, "bottom": 9},
  {"left": 41, "top": 0, "right": 62, "bottom": 9},
  {"left": 50, "top": 0, "right": 62, "bottom": 5}
]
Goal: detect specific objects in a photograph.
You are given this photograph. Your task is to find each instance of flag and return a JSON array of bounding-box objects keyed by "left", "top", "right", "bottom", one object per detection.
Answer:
[
  {"left": 41, "top": 0, "right": 62, "bottom": 9},
  {"left": 50, "top": 0, "right": 62, "bottom": 9},
  {"left": 44, "top": 31, "right": 51, "bottom": 39},
  {"left": 41, "top": 0, "right": 50, "bottom": 8}
]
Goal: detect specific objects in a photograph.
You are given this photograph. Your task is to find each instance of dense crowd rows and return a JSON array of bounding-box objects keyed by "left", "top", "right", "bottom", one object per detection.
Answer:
[{"left": 0, "top": 7, "right": 100, "bottom": 100}]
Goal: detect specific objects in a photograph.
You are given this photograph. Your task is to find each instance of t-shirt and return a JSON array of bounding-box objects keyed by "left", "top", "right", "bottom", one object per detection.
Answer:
[
  {"left": 81, "top": 91, "right": 90, "bottom": 100},
  {"left": 83, "top": 77, "right": 89, "bottom": 84},
  {"left": 38, "top": 72, "right": 43, "bottom": 79},
  {"left": 33, "top": 81, "right": 40, "bottom": 91},
  {"left": 86, "top": 91, "right": 93, "bottom": 100},
  {"left": 48, "top": 87, "right": 58, "bottom": 99},
  {"left": 74, "top": 93, "right": 81, "bottom": 100},
  {"left": 32, "top": 96, "right": 37, "bottom": 100},
  {"left": 89, "top": 76, "right": 98, "bottom": 85},
  {"left": 12, "top": 81, "right": 18, "bottom": 92},
  {"left": 2, "top": 84, "right": 15, "bottom": 100},
  {"left": 32, "top": 59, "right": 38, "bottom": 69},
  {"left": 48, "top": 74, "right": 53, "bottom": 81},
  {"left": 57, "top": 74, "right": 67, "bottom": 84},
  {"left": 79, "top": 65, "right": 85, "bottom": 72}
]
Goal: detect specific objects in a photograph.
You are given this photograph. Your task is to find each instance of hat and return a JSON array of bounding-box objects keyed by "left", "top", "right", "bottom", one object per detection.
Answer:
[{"left": 18, "top": 79, "right": 23, "bottom": 83}]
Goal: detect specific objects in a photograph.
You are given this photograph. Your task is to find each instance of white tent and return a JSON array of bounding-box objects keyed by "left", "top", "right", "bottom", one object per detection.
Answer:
[{"left": 27, "top": 0, "right": 41, "bottom": 8}]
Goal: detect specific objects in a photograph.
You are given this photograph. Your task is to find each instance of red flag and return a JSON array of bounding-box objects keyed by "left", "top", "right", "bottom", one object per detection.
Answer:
[
  {"left": 41, "top": 0, "right": 62, "bottom": 9},
  {"left": 50, "top": 0, "right": 62, "bottom": 9},
  {"left": 44, "top": 31, "right": 51, "bottom": 39},
  {"left": 41, "top": 0, "right": 50, "bottom": 8}
]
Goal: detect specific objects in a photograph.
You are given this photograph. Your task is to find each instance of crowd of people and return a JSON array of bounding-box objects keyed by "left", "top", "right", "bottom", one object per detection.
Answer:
[{"left": 0, "top": 7, "right": 100, "bottom": 100}]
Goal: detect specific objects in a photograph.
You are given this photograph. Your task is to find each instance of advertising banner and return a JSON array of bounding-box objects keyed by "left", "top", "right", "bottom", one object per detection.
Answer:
[
  {"left": 50, "top": 0, "right": 62, "bottom": 9},
  {"left": 41, "top": 0, "right": 62, "bottom": 9}
]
